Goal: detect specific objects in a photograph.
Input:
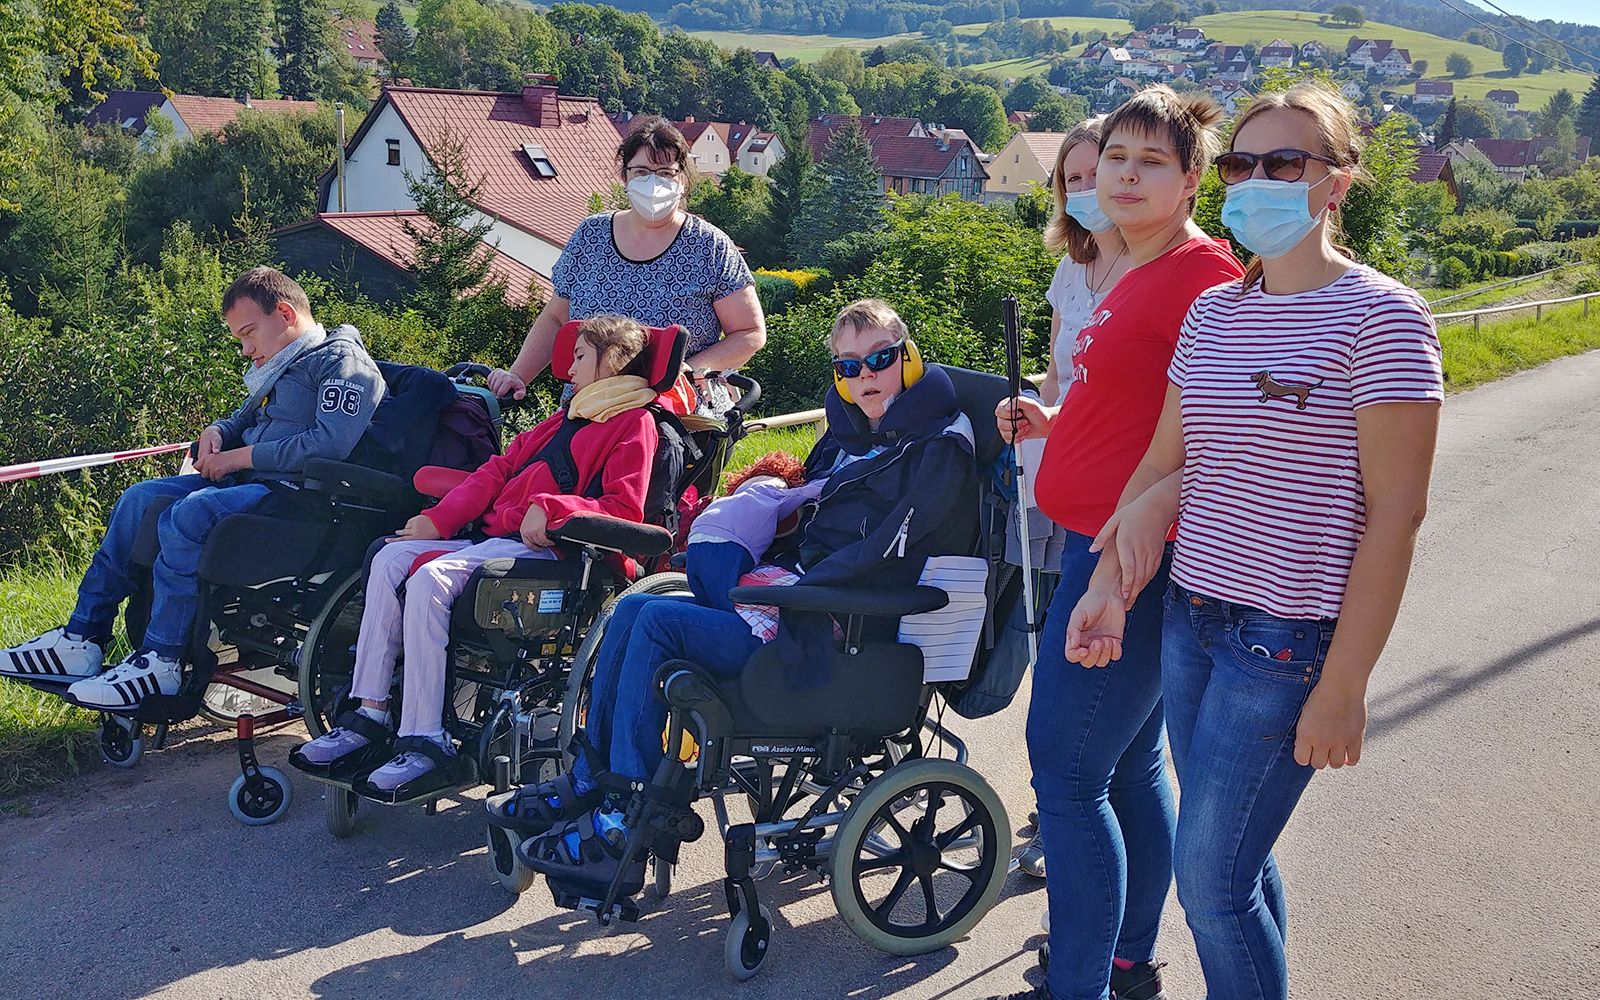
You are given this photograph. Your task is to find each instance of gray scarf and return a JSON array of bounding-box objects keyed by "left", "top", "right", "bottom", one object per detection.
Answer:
[{"left": 242, "top": 324, "right": 326, "bottom": 406}]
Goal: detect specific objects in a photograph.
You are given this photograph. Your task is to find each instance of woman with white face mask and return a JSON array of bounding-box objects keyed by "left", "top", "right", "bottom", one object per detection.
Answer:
[
  {"left": 487, "top": 116, "right": 766, "bottom": 409},
  {"left": 1069, "top": 83, "right": 1443, "bottom": 1000}
]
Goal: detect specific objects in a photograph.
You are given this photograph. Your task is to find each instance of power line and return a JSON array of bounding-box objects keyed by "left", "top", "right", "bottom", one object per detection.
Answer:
[
  {"left": 1472, "top": 0, "right": 1600, "bottom": 69},
  {"left": 1431, "top": 0, "right": 1596, "bottom": 78}
]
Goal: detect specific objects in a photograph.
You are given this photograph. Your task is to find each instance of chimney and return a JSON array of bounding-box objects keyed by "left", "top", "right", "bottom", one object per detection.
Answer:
[
  {"left": 684, "top": 115, "right": 695, "bottom": 124},
  {"left": 238, "top": 91, "right": 252, "bottom": 108},
  {"left": 521, "top": 73, "right": 560, "bottom": 128}
]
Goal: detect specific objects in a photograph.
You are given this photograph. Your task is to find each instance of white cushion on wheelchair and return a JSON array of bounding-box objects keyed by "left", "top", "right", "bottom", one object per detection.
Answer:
[{"left": 897, "top": 555, "right": 990, "bottom": 683}]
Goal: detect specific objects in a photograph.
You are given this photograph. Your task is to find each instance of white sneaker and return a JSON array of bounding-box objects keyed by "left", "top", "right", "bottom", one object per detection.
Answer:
[
  {"left": 1, "top": 627, "right": 103, "bottom": 681},
  {"left": 67, "top": 651, "right": 182, "bottom": 709}
]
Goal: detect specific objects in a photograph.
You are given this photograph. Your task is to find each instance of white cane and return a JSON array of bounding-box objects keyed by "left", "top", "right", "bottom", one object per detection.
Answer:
[{"left": 1002, "top": 296, "right": 1039, "bottom": 666}]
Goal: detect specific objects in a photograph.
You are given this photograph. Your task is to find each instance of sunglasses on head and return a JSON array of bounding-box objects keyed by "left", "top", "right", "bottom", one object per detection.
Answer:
[
  {"left": 831, "top": 341, "right": 905, "bottom": 379},
  {"left": 1214, "top": 148, "right": 1337, "bottom": 185}
]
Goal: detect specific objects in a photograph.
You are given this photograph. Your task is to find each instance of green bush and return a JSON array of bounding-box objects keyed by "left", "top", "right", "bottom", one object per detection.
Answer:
[
  {"left": 1436, "top": 256, "right": 1473, "bottom": 289},
  {"left": 1500, "top": 227, "right": 1539, "bottom": 250},
  {"left": 1571, "top": 266, "right": 1600, "bottom": 295},
  {"left": 754, "top": 272, "right": 802, "bottom": 317}
]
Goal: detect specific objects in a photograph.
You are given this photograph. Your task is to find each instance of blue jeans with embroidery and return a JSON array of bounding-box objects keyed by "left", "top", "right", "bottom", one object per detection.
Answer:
[
  {"left": 1029, "top": 531, "right": 1177, "bottom": 1000},
  {"left": 68, "top": 475, "right": 272, "bottom": 659},
  {"left": 1161, "top": 582, "right": 1338, "bottom": 1000},
  {"left": 576, "top": 591, "right": 761, "bottom": 786}
]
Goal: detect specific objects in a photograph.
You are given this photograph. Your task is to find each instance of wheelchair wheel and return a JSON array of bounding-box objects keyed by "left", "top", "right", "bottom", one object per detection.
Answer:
[
  {"left": 325, "top": 787, "right": 359, "bottom": 838},
  {"left": 828, "top": 758, "right": 1008, "bottom": 956},
  {"left": 298, "top": 569, "right": 365, "bottom": 739},
  {"left": 486, "top": 824, "right": 535, "bottom": 894},
  {"left": 100, "top": 715, "right": 144, "bottom": 769},
  {"left": 724, "top": 902, "right": 773, "bottom": 981},
  {"left": 228, "top": 766, "right": 294, "bottom": 826},
  {"left": 557, "top": 571, "right": 690, "bottom": 760}
]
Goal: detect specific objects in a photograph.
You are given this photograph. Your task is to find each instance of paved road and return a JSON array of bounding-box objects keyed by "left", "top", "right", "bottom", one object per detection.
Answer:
[{"left": 4, "top": 353, "right": 1599, "bottom": 1000}]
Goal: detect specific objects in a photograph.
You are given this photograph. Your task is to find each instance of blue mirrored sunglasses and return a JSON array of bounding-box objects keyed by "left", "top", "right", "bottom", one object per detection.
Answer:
[{"left": 831, "top": 341, "right": 904, "bottom": 379}]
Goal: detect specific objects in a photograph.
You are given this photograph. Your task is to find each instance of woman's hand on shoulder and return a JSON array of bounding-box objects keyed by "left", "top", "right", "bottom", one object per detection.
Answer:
[{"left": 995, "top": 396, "right": 1056, "bottom": 444}]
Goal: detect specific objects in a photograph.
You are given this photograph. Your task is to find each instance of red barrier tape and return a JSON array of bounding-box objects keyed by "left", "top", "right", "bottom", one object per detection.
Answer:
[{"left": 0, "top": 443, "right": 189, "bottom": 484}]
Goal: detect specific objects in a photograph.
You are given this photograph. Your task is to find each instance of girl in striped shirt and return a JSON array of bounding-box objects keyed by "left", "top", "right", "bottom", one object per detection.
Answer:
[{"left": 1069, "top": 84, "right": 1444, "bottom": 1000}]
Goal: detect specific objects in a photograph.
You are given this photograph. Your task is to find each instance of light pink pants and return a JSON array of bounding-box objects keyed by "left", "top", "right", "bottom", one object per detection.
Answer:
[{"left": 349, "top": 537, "right": 554, "bottom": 738}]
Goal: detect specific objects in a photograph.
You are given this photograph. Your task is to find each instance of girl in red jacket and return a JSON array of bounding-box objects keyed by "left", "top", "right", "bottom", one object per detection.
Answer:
[{"left": 293, "top": 315, "right": 660, "bottom": 793}]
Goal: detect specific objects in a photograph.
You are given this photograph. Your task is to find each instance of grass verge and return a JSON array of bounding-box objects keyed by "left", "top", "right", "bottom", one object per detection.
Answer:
[
  {"left": 0, "top": 557, "right": 105, "bottom": 798},
  {"left": 1440, "top": 302, "right": 1600, "bottom": 391}
]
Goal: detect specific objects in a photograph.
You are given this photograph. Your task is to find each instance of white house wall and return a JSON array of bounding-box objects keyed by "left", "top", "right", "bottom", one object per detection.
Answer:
[{"left": 154, "top": 100, "right": 193, "bottom": 142}]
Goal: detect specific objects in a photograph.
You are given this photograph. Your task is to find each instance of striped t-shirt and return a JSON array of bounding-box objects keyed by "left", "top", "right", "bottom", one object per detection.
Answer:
[{"left": 1166, "top": 265, "right": 1444, "bottom": 620}]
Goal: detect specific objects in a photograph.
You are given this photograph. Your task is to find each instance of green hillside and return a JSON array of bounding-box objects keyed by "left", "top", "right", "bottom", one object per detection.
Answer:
[
  {"left": 1192, "top": 10, "right": 1593, "bottom": 106},
  {"left": 682, "top": 28, "right": 922, "bottom": 61},
  {"left": 951, "top": 15, "right": 1129, "bottom": 38}
]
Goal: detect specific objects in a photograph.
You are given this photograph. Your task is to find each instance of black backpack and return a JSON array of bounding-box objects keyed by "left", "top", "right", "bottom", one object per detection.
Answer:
[
  {"left": 343, "top": 361, "right": 462, "bottom": 482},
  {"left": 516, "top": 404, "right": 700, "bottom": 538}
]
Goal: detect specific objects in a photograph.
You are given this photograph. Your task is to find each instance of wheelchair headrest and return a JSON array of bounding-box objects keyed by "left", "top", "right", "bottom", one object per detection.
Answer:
[
  {"left": 933, "top": 364, "right": 1010, "bottom": 468},
  {"left": 553, "top": 321, "right": 687, "bottom": 395}
]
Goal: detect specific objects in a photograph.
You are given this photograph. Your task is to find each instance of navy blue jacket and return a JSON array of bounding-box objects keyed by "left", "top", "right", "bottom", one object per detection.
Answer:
[{"left": 774, "top": 365, "right": 980, "bottom": 686}]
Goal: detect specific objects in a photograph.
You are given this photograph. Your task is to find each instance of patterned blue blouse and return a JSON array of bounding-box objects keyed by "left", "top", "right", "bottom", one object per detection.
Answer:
[{"left": 552, "top": 212, "right": 755, "bottom": 357}]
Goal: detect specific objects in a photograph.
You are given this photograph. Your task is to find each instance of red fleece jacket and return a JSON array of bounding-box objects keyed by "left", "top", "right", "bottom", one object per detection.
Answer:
[{"left": 423, "top": 407, "right": 658, "bottom": 540}]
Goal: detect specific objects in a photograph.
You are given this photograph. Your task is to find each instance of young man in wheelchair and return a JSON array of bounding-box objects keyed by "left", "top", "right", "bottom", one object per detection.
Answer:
[
  {"left": 487, "top": 298, "right": 983, "bottom": 898},
  {"left": 1, "top": 267, "right": 383, "bottom": 708},
  {"left": 290, "top": 315, "right": 660, "bottom": 798}
]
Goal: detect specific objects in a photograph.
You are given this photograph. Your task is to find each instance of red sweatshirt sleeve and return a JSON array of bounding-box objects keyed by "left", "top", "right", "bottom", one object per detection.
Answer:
[
  {"left": 530, "top": 410, "right": 659, "bottom": 529},
  {"left": 424, "top": 418, "right": 556, "bottom": 539}
]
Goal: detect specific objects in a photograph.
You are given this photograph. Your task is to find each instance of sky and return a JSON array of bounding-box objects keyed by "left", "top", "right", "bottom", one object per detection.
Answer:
[{"left": 1466, "top": 0, "right": 1599, "bottom": 29}]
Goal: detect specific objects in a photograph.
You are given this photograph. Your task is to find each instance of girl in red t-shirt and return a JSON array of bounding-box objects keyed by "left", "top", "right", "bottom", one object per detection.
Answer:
[
  {"left": 1071, "top": 85, "right": 1442, "bottom": 1000},
  {"left": 994, "top": 85, "right": 1242, "bottom": 1000}
]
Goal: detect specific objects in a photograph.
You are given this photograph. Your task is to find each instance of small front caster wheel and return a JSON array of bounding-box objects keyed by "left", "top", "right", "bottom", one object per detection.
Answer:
[{"left": 228, "top": 766, "right": 293, "bottom": 825}]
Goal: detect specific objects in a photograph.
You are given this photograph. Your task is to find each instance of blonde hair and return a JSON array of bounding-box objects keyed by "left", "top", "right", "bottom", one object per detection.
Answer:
[
  {"left": 1045, "top": 117, "right": 1108, "bottom": 263},
  {"left": 830, "top": 298, "right": 909, "bottom": 353},
  {"left": 1229, "top": 83, "right": 1364, "bottom": 292},
  {"left": 1099, "top": 84, "right": 1225, "bottom": 213},
  {"left": 577, "top": 314, "right": 650, "bottom": 378}
]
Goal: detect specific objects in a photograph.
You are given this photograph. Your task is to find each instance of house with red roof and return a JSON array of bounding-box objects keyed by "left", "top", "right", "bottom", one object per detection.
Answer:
[
  {"left": 336, "top": 18, "right": 387, "bottom": 71},
  {"left": 1346, "top": 38, "right": 1413, "bottom": 76},
  {"left": 1414, "top": 80, "right": 1454, "bottom": 105},
  {"left": 316, "top": 77, "right": 623, "bottom": 282},
  {"left": 1259, "top": 39, "right": 1296, "bottom": 68},
  {"left": 1410, "top": 153, "right": 1458, "bottom": 201},
  {"left": 87, "top": 89, "right": 320, "bottom": 143},
  {"left": 1439, "top": 135, "right": 1591, "bottom": 181},
  {"left": 84, "top": 91, "right": 167, "bottom": 135},
  {"left": 673, "top": 118, "right": 734, "bottom": 175},
  {"left": 1486, "top": 89, "right": 1520, "bottom": 109},
  {"left": 1147, "top": 24, "right": 1176, "bottom": 47},
  {"left": 273, "top": 211, "right": 550, "bottom": 307},
  {"left": 806, "top": 116, "right": 986, "bottom": 200}
]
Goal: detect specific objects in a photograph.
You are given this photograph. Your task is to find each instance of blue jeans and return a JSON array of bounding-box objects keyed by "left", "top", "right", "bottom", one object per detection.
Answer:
[
  {"left": 68, "top": 475, "right": 271, "bottom": 659},
  {"left": 1028, "top": 531, "right": 1176, "bottom": 1000},
  {"left": 1161, "top": 583, "right": 1337, "bottom": 1000},
  {"left": 576, "top": 592, "right": 761, "bottom": 785}
]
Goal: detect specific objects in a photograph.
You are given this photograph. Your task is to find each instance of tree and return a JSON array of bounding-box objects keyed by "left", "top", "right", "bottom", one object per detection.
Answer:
[
  {"left": 934, "top": 82, "right": 1008, "bottom": 151},
  {"left": 1578, "top": 76, "right": 1600, "bottom": 143},
  {"left": 814, "top": 47, "right": 866, "bottom": 90},
  {"left": 1436, "top": 97, "right": 1458, "bottom": 145},
  {"left": 375, "top": 0, "right": 414, "bottom": 79},
  {"left": 791, "top": 122, "right": 882, "bottom": 264},
  {"left": 1455, "top": 100, "right": 1498, "bottom": 139},
  {"left": 276, "top": 0, "right": 331, "bottom": 99},
  {"left": 688, "top": 166, "right": 775, "bottom": 266},
  {"left": 1129, "top": 1, "right": 1184, "bottom": 31},
  {"left": 1329, "top": 4, "right": 1365, "bottom": 28},
  {"left": 1003, "top": 75, "right": 1055, "bottom": 113},
  {"left": 1412, "top": 59, "right": 1428, "bottom": 77},
  {"left": 1338, "top": 113, "right": 1417, "bottom": 277},
  {"left": 1028, "top": 92, "right": 1080, "bottom": 132},
  {"left": 1502, "top": 41, "right": 1527, "bottom": 76},
  {"left": 1536, "top": 88, "right": 1576, "bottom": 134},
  {"left": 1446, "top": 52, "right": 1472, "bottom": 78},
  {"left": 768, "top": 132, "right": 818, "bottom": 263}
]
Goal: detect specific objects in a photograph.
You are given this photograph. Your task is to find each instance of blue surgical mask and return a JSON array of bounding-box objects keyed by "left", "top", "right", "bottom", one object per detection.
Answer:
[
  {"left": 1063, "top": 189, "right": 1115, "bottom": 234},
  {"left": 1221, "top": 176, "right": 1333, "bottom": 259}
]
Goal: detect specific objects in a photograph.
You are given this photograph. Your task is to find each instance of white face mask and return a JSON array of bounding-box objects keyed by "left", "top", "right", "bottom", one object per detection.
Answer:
[{"left": 626, "top": 174, "right": 682, "bottom": 222}]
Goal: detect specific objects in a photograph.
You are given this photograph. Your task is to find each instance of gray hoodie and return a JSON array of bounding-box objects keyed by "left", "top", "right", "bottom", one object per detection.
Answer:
[{"left": 210, "top": 325, "right": 384, "bottom": 480}]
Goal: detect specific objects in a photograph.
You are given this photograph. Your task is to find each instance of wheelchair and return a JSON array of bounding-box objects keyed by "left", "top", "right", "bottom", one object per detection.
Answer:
[
  {"left": 291, "top": 323, "right": 761, "bottom": 850},
  {"left": 12, "top": 360, "right": 508, "bottom": 825},
  {"left": 509, "top": 365, "right": 1022, "bottom": 979}
]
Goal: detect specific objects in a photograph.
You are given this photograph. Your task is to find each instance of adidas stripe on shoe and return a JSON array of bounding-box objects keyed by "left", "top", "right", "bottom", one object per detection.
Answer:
[
  {"left": 0, "top": 627, "right": 103, "bottom": 681},
  {"left": 67, "top": 652, "right": 181, "bottom": 710}
]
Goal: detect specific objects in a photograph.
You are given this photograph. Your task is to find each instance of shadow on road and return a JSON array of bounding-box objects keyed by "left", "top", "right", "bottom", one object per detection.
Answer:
[{"left": 1367, "top": 615, "right": 1600, "bottom": 741}]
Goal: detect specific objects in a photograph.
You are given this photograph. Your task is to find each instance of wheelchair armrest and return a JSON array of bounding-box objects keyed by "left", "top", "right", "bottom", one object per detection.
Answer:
[
  {"left": 415, "top": 465, "right": 471, "bottom": 499},
  {"left": 301, "top": 459, "right": 408, "bottom": 504},
  {"left": 550, "top": 513, "right": 674, "bottom": 559},
  {"left": 726, "top": 583, "right": 949, "bottom": 617}
]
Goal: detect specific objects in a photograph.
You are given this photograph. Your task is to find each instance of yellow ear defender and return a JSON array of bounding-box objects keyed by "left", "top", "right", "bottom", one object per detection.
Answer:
[{"left": 833, "top": 339, "right": 925, "bottom": 404}]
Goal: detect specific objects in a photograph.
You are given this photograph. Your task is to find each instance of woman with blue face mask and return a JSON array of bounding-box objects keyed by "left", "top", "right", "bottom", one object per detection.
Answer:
[{"left": 1066, "top": 83, "right": 1444, "bottom": 1000}]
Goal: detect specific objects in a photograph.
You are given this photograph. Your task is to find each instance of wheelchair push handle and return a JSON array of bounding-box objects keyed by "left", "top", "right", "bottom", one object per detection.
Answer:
[
  {"left": 722, "top": 372, "right": 761, "bottom": 417},
  {"left": 445, "top": 361, "right": 526, "bottom": 409}
]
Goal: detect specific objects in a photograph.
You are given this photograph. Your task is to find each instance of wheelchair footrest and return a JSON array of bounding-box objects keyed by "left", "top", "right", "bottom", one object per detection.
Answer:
[{"left": 548, "top": 878, "right": 641, "bottom": 924}]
